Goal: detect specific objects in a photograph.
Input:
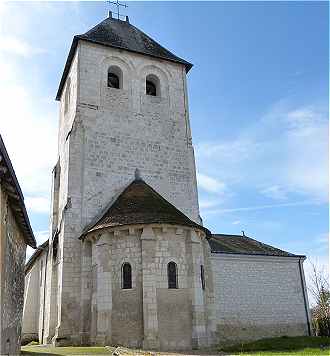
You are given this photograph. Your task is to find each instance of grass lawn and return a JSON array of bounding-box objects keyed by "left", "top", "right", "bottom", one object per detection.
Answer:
[
  {"left": 21, "top": 346, "right": 115, "bottom": 355},
  {"left": 219, "top": 336, "right": 330, "bottom": 355},
  {"left": 21, "top": 337, "right": 330, "bottom": 355}
]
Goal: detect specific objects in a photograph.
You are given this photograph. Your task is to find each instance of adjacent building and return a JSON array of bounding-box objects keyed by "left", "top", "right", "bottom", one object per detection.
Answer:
[{"left": 0, "top": 135, "right": 36, "bottom": 355}]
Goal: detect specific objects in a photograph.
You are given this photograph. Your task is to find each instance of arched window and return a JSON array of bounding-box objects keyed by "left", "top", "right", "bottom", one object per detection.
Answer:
[
  {"left": 122, "top": 262, "right": 132, "bottom": 289},
  {"left": 107, "top": 66, "right": 122, "bottom": 89},
  {"left": 146, "top": 74, "right": 160, "bottom": 96},
  {"left": 200, "top": 265, "right": 205, "bottom": 290},
  {"left": 167, "top": 261, "right": 178, "bottom": 289}
]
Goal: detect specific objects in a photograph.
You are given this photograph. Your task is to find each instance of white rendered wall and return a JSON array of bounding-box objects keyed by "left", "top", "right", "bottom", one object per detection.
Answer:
[{"left": 207, "top": 254, "right": 310, "bottom": 345}]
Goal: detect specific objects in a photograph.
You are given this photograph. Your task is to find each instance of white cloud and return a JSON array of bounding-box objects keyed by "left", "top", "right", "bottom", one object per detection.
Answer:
[
  {"left": 199, "top": 199, "right": 220, "bottom": 210},
  {"left": 0, "top": 56, "right": 57, "bottom": 199},
  {"left": 206, "top": 200, "right": 316, "bottom": 215},
  {"left": 232, "top": 220, "right": 241, "bottom": 225},
  {"left": 196, "top": 101, "right": 328, "bottom": 204},
  {"left": 0, "top": 37, "right": 45, "bottom": 57},
  {"left": 197, "top": 172, "right": 226, "bottom": 194},
  {"left": 25, "top": 196, "right": 50, "bottom": 214},
  {"left": 260, "top": 185, "right": 288, "bottom": 200}
]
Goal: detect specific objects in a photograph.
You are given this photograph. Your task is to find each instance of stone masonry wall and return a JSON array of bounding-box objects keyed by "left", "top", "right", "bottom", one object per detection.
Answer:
[
  {"left": 22, "top": 264, "right": 41, "bottom": 343},
  {"left": 50, "top": 38, "right": 201, "bottom": 344},
  {"left": 0, "top": 187, "right": 27, "bottom": 355},
  {"left": 207, "top": 254, "right": 310, "bottom": 345},
  {"left": 86, "top": 225, "right": 208, "bottom": 351}
]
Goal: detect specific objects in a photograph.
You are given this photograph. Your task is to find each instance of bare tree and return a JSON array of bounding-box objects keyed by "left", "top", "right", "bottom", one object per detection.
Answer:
[{"left": 308, "top": 262, "right": 330, "bottom": 336}]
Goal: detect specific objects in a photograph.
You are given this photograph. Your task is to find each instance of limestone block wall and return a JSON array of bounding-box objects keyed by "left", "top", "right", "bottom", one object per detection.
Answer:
[
  {"left": 87, "top": 225, "right": 208, "bottom": 351},
  {"left": 72, "top": 41, "right": 200, "bottom": 230},
  {"left": 90, "top": 229, "right": 143, "bottom": 347},
  {"left": 0, "top": 187, "right": 27, "bottom": 355},
  {"left": 207, "top": 254, "right": 310, "bottom": 345},
  {"left": 51, "top": 38, "right": 200, "bottom": 344},
  {"left": 22, "top": 250, "right": 48, "bottom": 344},
  {"left": 22, "top": 265, "right": 41, "bottom": 342}
]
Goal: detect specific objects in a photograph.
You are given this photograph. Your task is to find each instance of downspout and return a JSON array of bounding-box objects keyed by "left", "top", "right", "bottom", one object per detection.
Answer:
[{"left": 298, "top": 257, "right": 311, "bottom": 336}]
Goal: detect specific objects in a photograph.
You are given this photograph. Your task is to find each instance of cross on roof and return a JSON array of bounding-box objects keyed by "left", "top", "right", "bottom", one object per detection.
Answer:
[{"left": 108, "top": 0, "right": 128, "bottom": 20}]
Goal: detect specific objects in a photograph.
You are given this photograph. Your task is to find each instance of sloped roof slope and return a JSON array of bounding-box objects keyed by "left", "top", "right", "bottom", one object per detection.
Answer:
[
  {"left": 56, "top": 16, "right": 192, "bottom": 100},
  {"left": 25, "top": 239, "right": 49, "bottom": 274},
  {"left": 0, "top": 135, "right": 36, "bottom": 248},
  {"left": 83, "top": 178, "right": 209, "bottom": 236},
  {"left": 208, "top": 234, "right": 303, "bottom": 257}
]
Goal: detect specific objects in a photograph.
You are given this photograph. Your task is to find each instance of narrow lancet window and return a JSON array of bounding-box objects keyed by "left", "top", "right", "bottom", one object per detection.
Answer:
[
  {"left": 108, "top": 72, "right": 120, "bottom": 89},
  {"left": 122, "top": 262, "right": 132, "bottom": 289},
  {"left": 201, "top": 265, "right": 205, "bottom": 290},
  {"left": 167, "top": 261, "right": 178, "bottom": 289},
  {"left": 146, "top": 74, "right": 160, "bottom": 96},
  {"left": 146, "top": 80, "right": 157, "bottom": 96}
]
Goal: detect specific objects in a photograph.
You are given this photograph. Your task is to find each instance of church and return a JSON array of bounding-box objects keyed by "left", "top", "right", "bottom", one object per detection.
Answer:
[{"left": 23, "top": 13, "right": 311, "bottom": 350}]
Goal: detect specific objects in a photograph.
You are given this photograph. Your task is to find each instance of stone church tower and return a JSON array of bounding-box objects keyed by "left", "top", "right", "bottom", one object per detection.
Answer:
[
  {"left": 43, "top": 13, "right": 208, "bottom": 349},
  {"left": 24, "top": 12, "right": 311, "bottom": 352}
]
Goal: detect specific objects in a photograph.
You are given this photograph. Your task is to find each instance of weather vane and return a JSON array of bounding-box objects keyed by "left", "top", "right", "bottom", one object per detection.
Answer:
[{"left": 108, "top": 0, "right": 128, "bottom": 20}]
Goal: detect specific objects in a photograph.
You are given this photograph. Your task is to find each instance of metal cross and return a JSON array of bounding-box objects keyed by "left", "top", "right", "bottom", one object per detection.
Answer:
[{"left": 108, "top": 0, "right": 128, "bottom": 20}]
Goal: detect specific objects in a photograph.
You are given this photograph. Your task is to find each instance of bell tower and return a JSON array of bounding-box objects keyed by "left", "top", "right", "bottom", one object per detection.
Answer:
[{"left": 44, "top": 14, "right": 201, "bottom": 345}]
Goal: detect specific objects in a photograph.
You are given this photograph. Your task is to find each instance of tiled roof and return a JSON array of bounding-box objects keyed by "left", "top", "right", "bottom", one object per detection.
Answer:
[
  {"left": 56, "top": 15, "right": 192, "bottom": 100},
  {"left": 25, "top": 240, "right": 49, "bottom": 274},
  {"left": 208, "top": 234, "right": 302, "bottom": 257},
  {"left": 0, "top": 135, "right": 36, "bottom": 248},
  {"left": 82, "top": 178, "right": 210, "bottom": 236}
]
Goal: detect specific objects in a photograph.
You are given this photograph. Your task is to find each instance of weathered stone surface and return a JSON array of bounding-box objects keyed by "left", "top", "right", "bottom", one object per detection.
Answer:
[
  {"left": 207, "top": 254, "right": 310, "bottom": 345},
  {"left": 0, "top": 187, "right": 27, "bottom": 355}
]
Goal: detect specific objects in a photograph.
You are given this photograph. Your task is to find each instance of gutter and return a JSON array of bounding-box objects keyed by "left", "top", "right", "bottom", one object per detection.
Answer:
[{"left": 298, "top": 257, "right": 311, "bottom": 336}]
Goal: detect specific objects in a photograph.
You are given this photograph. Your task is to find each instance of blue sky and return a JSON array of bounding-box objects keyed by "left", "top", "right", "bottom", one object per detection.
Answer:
[{"left": 0, "top": 2, "right": 328, "bottom": 294}]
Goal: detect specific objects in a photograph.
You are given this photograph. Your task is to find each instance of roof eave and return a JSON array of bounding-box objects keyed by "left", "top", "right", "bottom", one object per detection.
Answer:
[
  {"left": 25, "top": 240, "right": 49, "bottom": 274},
  {"left": 210, "top": 251, "right": 305, "bottom": 258},
  {"left": 0, "top": 135, "right": 36, "bottom": 248},
  {"left": 55, "top": 36, "right": 79, "bottom": 101},
  {"left": 80, "top": 221, "right": 210, "bottom": 240}
]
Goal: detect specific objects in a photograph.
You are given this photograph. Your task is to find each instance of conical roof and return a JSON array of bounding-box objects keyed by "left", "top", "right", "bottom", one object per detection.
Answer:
[
  {"left": 56, "top": 16, "right": 192, "bottom": 100},
  {"left": 82, "top": 179, "right": 209, "bottom": 236}
]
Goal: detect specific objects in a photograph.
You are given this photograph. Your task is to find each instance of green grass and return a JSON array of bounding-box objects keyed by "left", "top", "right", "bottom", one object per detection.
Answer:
[
  {"left": 21, "top": 346, "right": 115, "bottom": 355},
  {"left": 21, "top": 337, "right": 330, "bottom": 355},
  {"left": 219, "top": 336, "right": 330, "bottom": 355}
]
